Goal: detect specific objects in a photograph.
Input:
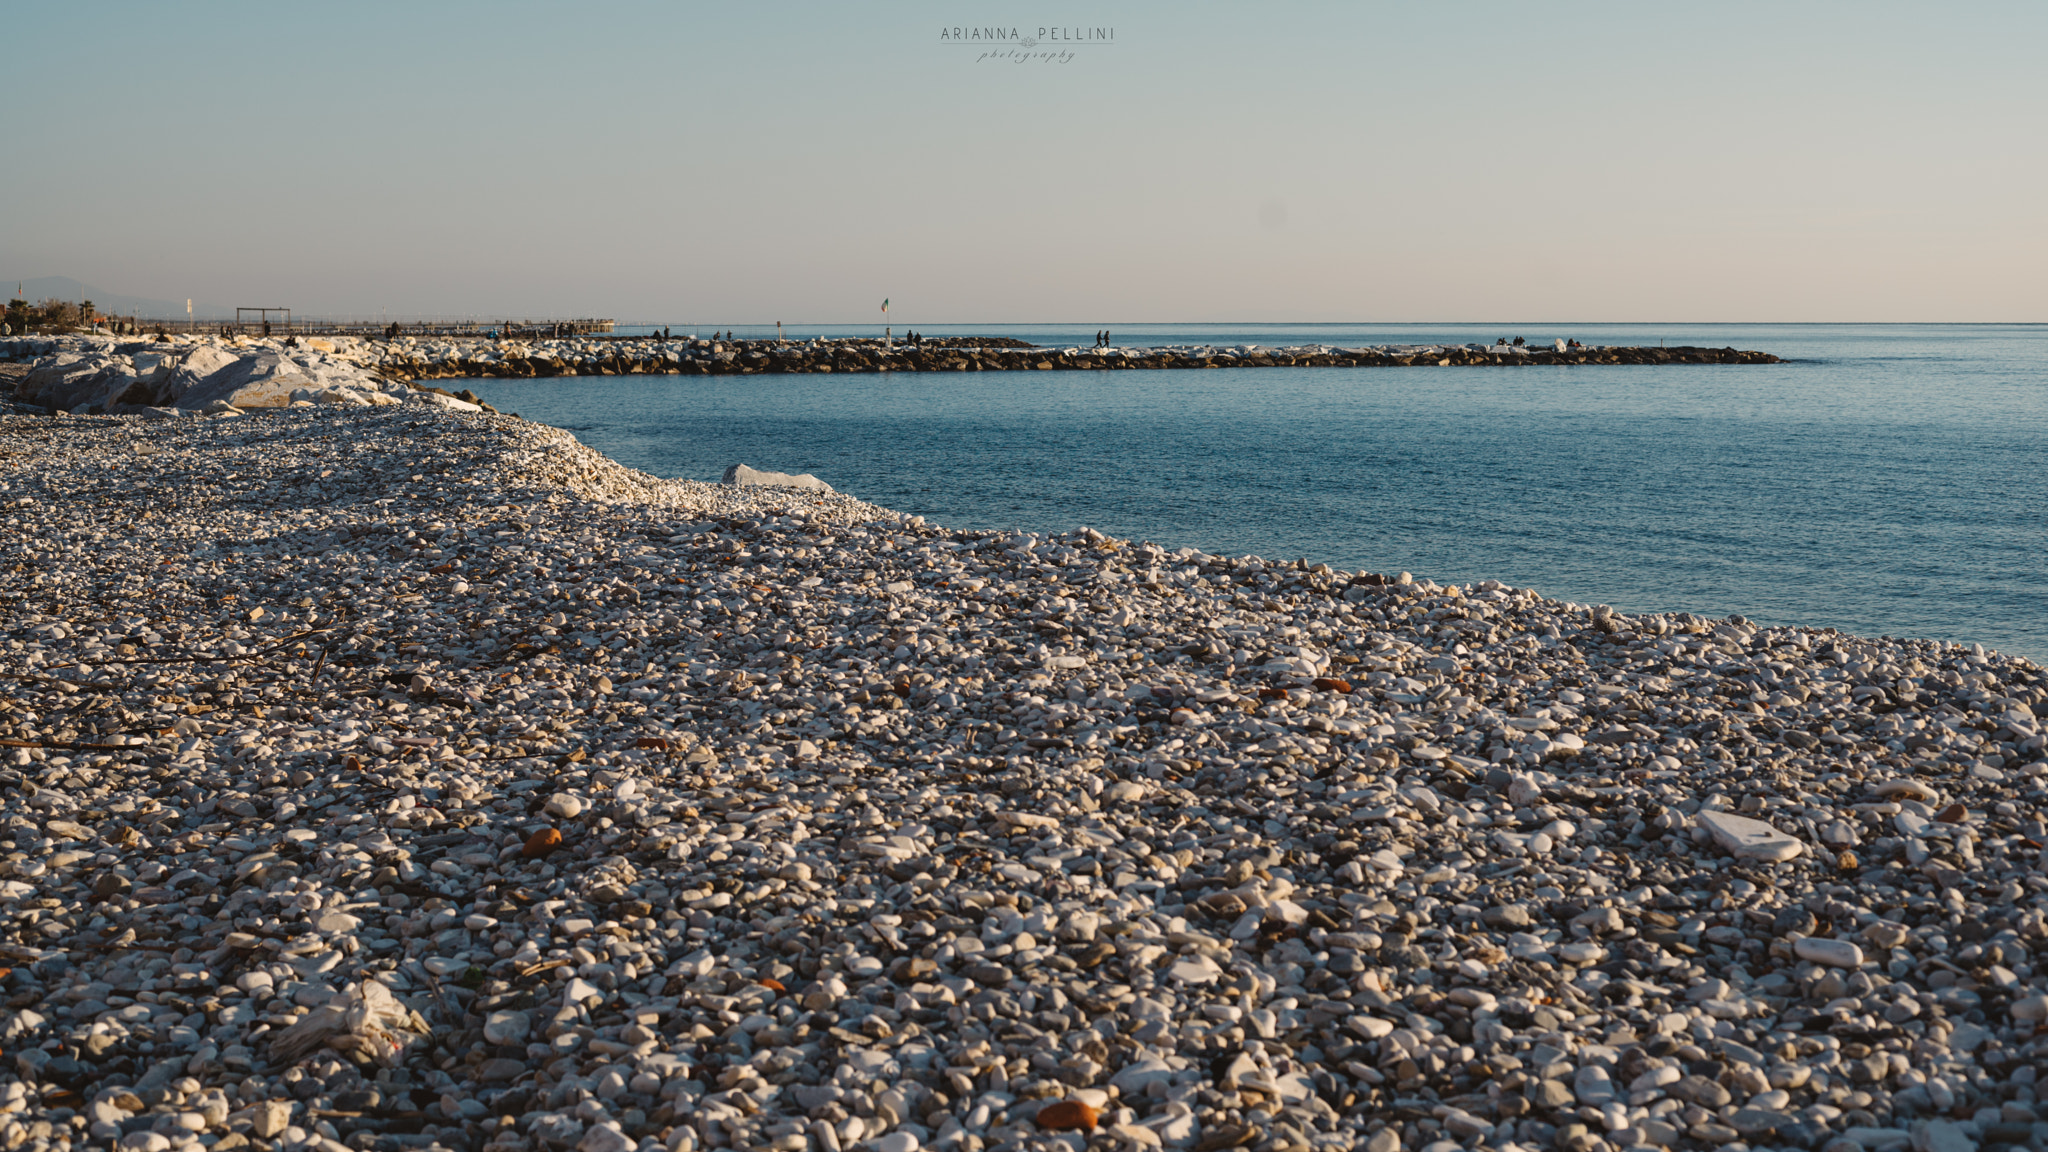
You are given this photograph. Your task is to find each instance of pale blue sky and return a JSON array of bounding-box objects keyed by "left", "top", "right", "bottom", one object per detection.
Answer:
[{"left": 5, "top": 1, "right": 2043, "bottom": 323}]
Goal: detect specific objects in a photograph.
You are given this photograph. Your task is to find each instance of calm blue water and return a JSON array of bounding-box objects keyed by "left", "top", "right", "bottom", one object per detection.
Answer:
[{"left": 468, "top": 324, "right": 2048, "bottom": 662}]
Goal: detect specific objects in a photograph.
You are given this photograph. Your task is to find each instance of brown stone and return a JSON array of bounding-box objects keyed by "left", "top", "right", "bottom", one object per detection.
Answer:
[
  {"left": 1035, "top": 1101, "right": 1100, "bottom": 1131},
  {"left": 522, "top": 828, "right": 564, "bottom": 858}
]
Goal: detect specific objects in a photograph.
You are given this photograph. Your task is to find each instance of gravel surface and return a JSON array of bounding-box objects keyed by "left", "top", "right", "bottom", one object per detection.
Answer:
[{"left": 1, "top": 404, "right": 2044, "bottom": 1152}]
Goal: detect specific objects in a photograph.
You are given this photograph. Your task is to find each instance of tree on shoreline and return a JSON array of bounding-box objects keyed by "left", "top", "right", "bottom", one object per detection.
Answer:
[{"left": 3, "top": 298, "right": 88, "bottom": 332}]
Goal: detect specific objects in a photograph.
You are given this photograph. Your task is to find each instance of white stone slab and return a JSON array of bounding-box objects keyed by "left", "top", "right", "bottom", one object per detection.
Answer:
[{"left": 1697, "top": 809, "right": 1804, "bottom": 862}]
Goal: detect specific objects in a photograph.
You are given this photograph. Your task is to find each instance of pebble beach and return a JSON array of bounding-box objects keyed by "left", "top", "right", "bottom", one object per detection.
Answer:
[{"left": 2, "top": 361, "right": 2046, "bottom": 1152}]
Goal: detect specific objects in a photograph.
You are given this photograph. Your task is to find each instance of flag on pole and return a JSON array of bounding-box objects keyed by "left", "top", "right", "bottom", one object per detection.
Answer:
[{"left": 881, "top": 299, "right": 889, "bottom": 313}]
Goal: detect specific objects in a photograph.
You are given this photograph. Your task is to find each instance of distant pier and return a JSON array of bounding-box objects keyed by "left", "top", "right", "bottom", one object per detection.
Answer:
[{"left": 370, "top": 336, "right": 1781, "bottom": 381}]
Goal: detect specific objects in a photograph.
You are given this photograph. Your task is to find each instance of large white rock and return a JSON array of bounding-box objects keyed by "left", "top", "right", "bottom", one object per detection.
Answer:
[
  {"left": 157, "top": 345, "right": 241, "bottom": 404},
  {"left": 172, "top": 348, "right": 319, "bottom": 409},
  {"left": 18, "top": 354, "right": 156, "bottom": 411},
  {"left": 130, "top": 350, "right": 176, "bottom": 379},
  {"left": 410, "top": 390, "right": 482, "bottom": 412},
  {"left": 723, "top": 463, "right": 833, "bottom": 491},
  {"left": 1697, "top": 809, "right": 1804, "bottom": 862},
  {"left": 291, "top": 385, "right": 396, "bottom": 407}
]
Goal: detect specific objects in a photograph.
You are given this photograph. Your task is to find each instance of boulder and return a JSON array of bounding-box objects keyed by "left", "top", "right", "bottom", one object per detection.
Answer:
[
  {"left": 17, "top": 355, "right": 163, "bottom": 411},
  {"left": 410, "top": 390, "right": 482, "bottom": 412},
  {"left": 290, "top": 386, "right": 395, "bottom": 407},
  {"left": 171, "top": 349, "right": 318, "bottom": 409},
  {"left": 722, "top": 463, "right": 833, "bottom": 491},
  {"left": 157, "top": 345, "right": 241, "bottom": 403},
  {"left": 287, "top": 350, "right": 384, "bottom": 391},
  {"left": 128, "top": 351, "right": 177, "bottom": 389}
]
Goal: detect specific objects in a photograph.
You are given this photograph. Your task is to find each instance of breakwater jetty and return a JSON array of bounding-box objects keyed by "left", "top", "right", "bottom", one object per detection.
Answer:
[
  {"left": 372, "top": 336, "right": 1780, "bottom": 382},
  {"left": 1, "top": 334, "right": 1779, "bottom": 397}
]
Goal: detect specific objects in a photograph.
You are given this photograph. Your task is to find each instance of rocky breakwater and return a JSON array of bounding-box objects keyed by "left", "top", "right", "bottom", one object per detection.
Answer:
[
  {"left": 0, "top": 406, "right": 2043, "bottom": 1152},
  {"left": 367, "top": 337, "right": 1780, "bottom": 383},
  {"left": 0, "top": 335, "right": 499, "bottom": 416}
]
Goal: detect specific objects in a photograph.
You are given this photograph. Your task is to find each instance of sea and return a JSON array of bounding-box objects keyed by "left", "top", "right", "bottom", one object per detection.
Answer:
[{"left": 463, "top": 323, "right": 2048, "bottom": 663}]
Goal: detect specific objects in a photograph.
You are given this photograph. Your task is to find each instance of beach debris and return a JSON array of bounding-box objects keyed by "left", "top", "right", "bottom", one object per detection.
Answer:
[{"left": 266, "top": 980, "right": 429, "bottom": 1067}]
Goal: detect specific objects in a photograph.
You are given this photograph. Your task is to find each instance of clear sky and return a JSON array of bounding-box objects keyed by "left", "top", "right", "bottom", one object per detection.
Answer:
[{"left": 5, "top": 1, "right": 2043, "bottom": 324}]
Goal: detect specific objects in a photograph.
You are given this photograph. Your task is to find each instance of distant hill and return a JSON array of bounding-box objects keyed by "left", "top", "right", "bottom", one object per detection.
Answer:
[{"left": 3, "top": 276, "right": 234, "bottom": 320}]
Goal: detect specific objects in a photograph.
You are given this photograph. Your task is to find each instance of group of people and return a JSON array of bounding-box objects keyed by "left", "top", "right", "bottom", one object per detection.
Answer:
[
  {"left": 1493, "top": 336, "right": 1585, "bottom": 349},
  {"left": 1093, "top": 330, "right": 1113, "bottom": 347}
]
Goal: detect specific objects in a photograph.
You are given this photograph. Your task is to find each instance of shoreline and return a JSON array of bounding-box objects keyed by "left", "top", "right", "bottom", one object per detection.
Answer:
[{"left": 0, "top": 404, "right": 2040, "bottom": 1152}]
